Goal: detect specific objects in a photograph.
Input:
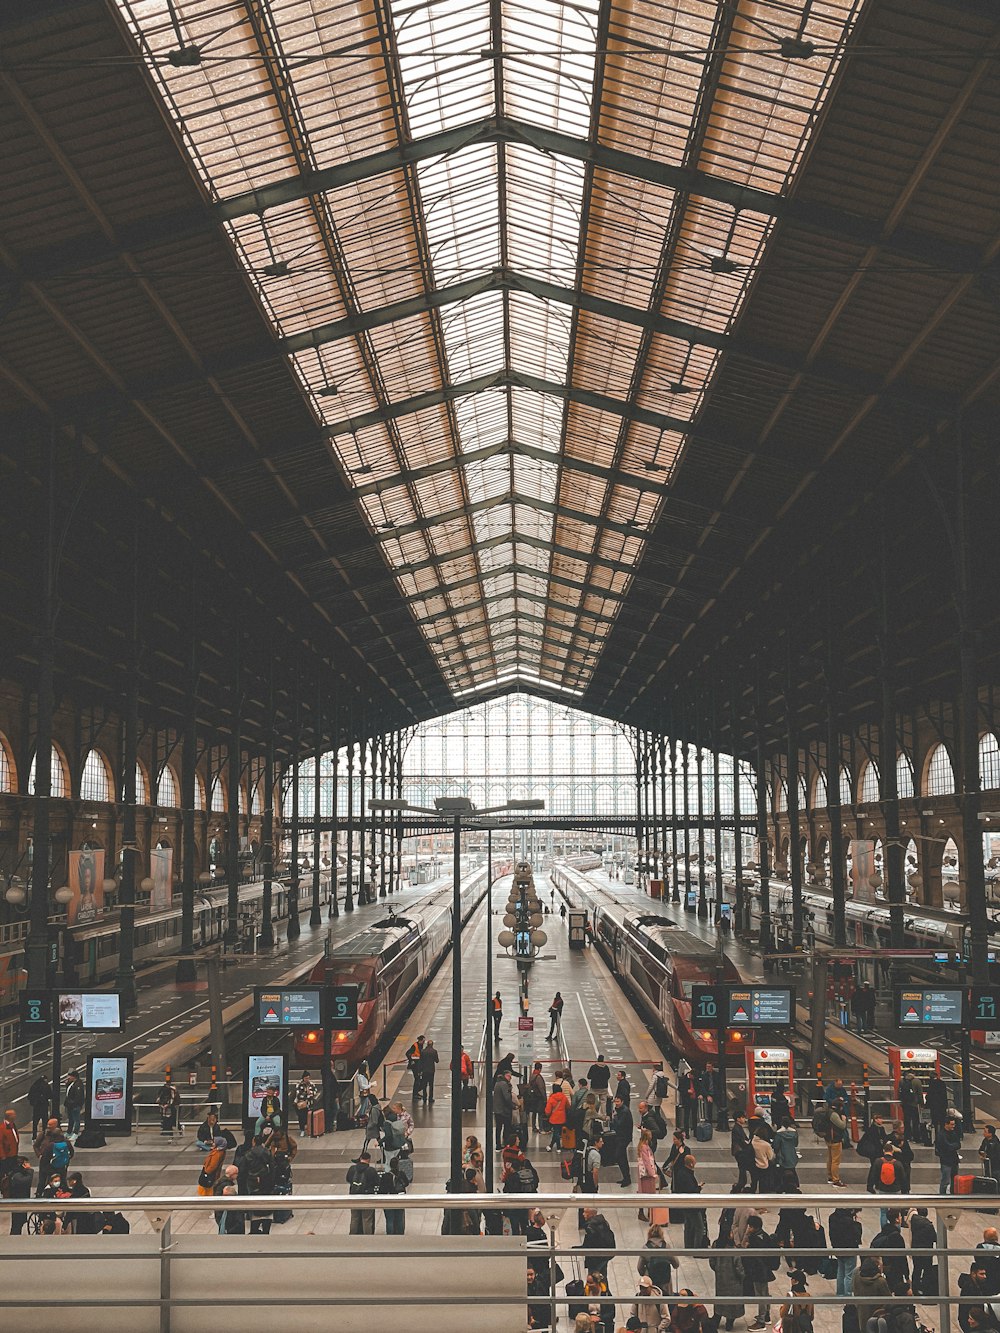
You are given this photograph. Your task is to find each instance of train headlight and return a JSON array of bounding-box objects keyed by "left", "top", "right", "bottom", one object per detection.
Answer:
[
  {"left": 305, "top": 1031, "right": 318, "bottom": 1043},
  {"left": 699, "top": 1030, "right": 713, "bottom": 1042},
  {"left": 335, "top": 1031, "right": 349, "bottom": 1042},
  {"left": 731, "top": 1031, "right": 743, "bottom": 1042}
]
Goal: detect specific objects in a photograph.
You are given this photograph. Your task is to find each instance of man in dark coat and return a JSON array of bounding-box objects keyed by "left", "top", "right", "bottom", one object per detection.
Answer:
[{"left": 610, "top": 1095, "right": 634, "bottom": 1187}]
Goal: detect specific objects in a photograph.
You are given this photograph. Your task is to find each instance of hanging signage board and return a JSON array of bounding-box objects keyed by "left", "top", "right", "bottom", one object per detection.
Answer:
[
  {"left": 517, "top": 1015, "right": 534, "bottom": 1065},
  {"left": 19, "top": 989, "right": 52, "bottom": 1040},
  {"left": 729, "top": 987, "right": 794, "bottom": 1027},
  {"left": 692, "top": 985, "right": 793, "bottom": 1028},
  {"left": 254, "top": 987, "right": 323, "bottom": 1029},
  {"left": 969, "top": 988, "right": 1000, "bottom": 1030},
  {"left": 327, "top": 984, "right": 360, "bottom": 1031},
  {"left": 56, "top": 992, "right": 123, "bottom": 1031},
  {"left": 85, "top": 1053, "right": 134, "bottom": 1134},
  {"left": 896, "top": 987, "right": 965, "bottom": 1027}
]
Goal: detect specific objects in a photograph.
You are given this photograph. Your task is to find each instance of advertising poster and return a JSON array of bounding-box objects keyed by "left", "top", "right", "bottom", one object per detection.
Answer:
[
  {"left": 67, "top": 848, "right": 105, "bottom": 926},
  {"left": 57, "top": 992, "right": 123, "bottom": 1031},
  {"left": 150, "top": 845, "right": 173, "bottom": 912},
  {"left": 850, "top": 839, "right": 875, "bottom": 905},
  {"left": 245, "top": 1053, "right": 287, "bottom": 1123},
  {"left": 86, "top": 1053, "right": 133, "bottom": 1133}
]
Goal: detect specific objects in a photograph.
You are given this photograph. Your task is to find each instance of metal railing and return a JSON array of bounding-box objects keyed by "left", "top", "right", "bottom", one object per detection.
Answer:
[{"left": 0, "top": 1190, "right": 989, "bottom": 1331}]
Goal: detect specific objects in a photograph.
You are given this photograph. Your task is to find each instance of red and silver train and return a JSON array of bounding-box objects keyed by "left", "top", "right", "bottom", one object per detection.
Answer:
[
  {"left": 552, "top": 861, "right": 750, "bottom": 1065},
  {"left": 293, "top": 869, "right": 487, "bottom": 1070}
]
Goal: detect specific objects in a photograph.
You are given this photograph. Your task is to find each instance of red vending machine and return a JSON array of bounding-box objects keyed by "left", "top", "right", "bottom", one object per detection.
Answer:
[{"left": 745, "top": 1046, "right": 794, "bottom": 1113}]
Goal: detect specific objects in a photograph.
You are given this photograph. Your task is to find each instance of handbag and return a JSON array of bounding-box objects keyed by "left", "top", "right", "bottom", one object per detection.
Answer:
[{"left": 818, "top": 1256, "right": 837, "bottom": 1280}]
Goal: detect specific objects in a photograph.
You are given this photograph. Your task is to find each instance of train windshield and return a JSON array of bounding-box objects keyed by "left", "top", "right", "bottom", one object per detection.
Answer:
[
  {"left": 672, "top": 959, "right": 702, "bottom": 998},
  {"left": 329, "top": 962, "right": 375, "bottom": 1001}
]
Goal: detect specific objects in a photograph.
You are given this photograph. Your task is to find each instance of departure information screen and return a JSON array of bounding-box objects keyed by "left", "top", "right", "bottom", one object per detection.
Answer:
[
  {"left": 897, "top": 988, "right": 965, "bottom": 1027},
  {"left": 728, "top": 987, "right": 794, "bottom": 1027},
  {"left": 254, "top": 988, "right": 323, "bottom": 1028}
]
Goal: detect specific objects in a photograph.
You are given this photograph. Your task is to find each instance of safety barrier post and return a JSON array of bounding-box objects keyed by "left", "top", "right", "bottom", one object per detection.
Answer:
[
  {"left": 164, "top": 1064, "right": 171, "bottom": 1083},
  {"left": 849, "top": 1081, "right": 859, "bottom": 1142},
  {"left": 862, "top": 1062, "right": 871, "bottom": 1128},
  {"left": 814, "top": 1061, "right": 823, "bottom": 1110},
  {"left": 208, "top": 1065, "right": 219, "bottom": 1103},
  {"left": 936, "top": 1208, "right": 953, "bottom": 1333}
]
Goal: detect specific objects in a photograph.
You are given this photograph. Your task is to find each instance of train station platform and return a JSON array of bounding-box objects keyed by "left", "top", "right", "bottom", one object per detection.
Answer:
[
  {"left": 0, "top": 871, "right": 468, "bottom": 1114},
  {"left": 0, "top": 873, "right": 994, "bottom": 1328}
]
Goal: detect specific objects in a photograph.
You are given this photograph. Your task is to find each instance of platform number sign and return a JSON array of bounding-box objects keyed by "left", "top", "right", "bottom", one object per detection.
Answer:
[
  {"left": 691, "top": 985, "right": 725, "bottom": 1026},
  {"left": 19, "top": 989, "right": 51, "bottom": 1038},
  {"left": 969, "top": 988, "right": 1000, "bottom": 1030},
  {"left": 326, "top": 984, "right": 360, "bottom": 1031}
]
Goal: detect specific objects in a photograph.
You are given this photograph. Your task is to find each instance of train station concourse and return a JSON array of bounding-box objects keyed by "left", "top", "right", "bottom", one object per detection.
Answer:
[{"left": 2, "top": 0, "right": 1000, "bottom": 1326}]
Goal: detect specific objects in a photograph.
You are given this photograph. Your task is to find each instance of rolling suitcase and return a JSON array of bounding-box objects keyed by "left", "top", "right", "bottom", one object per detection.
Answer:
[
  {"left": 953, "top": 1173, "right": 975, "bottom": 1194},
  {"left": 307, "top": 1108, "right": 325, "bottom": 1137},
  {"left": 695, "top": 1096, "right": 713, "bottom": 1141},
  {"left": 461, "top": 1083, "right": 478, "bottom": 1111},
  {"left": 972, "top": 1175, "right": 1000, "bottom": 1194}
]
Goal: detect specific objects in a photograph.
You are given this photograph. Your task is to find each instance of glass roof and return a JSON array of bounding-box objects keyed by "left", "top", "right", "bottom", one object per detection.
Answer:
[{"left": 115, "top": 0, "right": 867, "bottom": 700}]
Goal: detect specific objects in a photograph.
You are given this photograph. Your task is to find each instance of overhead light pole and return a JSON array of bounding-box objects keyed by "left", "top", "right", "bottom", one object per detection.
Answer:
[{"left": 370, "top": 795, "right": 543, "bottom": 1189}]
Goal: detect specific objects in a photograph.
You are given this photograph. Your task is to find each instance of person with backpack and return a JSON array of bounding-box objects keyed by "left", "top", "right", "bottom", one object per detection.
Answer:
[
  {"left": 362, "top": 1097, "right": 387, "bottom": 1159},
  {"left": 639, "top": 1098, "right": 669, "bottom": 1154},
  {"left": 743, "top": 1214, "right": 777, "bottom": 1330},
  {"left": 871, "top": 1148, "right": 908, "bottom": 1226},
  {"left": 587, "top": 1055, "right": 613, "bottom": 1116},
  {"left": 638, "top": 1221, "right": 681, "bottom": 1297},
  {"left": 870, "top": 1208, "right": 909, "bottom": 1296},
  {"left": 382, "top": 1155, "right": 408, "bottom": 1234},
  {"left": 346, "top": 1149, "right": 380, "bottom": 1234},
  {"left": 824, "top": 1100, "right": 848, "bottom": 1188},
  {"left": 382, "top": 1106, "right": 407, "bottom": 1159},
  {"left": 501, "top": 1150, "right": 538, "bottom": 1236},
  {"left": 830, "top": 1205, "right": 863, "bottom": 1296},
  {"left": 197, "top": 1137, "right": 229, "bottom": 1195},
  {"left": 38, "top": 1125, "right": 73, "bottom": 1195},
  {"left": 64, "top": 1071, "right": 85, "bottom": 1140},
  {"left": 709, "top": 1219, "right": 745, "bottom": 1329},
  {"left": 240, "top": 1136, "right": 276, "bottom": 1234},
  {"left": 857, "top": 1114, "right": 888, "bottom": 1165},
  {"left": 647, "top": 1063, "right": 670, "bottom": 1110},
  {"left": 779, "top": 1276, "right": 815, "bottom": 1333}
]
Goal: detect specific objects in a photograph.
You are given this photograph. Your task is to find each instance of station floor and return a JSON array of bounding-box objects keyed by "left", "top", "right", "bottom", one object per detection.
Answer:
[{"left": 20, "top": 873, "right": 989, "bottom": 1329}]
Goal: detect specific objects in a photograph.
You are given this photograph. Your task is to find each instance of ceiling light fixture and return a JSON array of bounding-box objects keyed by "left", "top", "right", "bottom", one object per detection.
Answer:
[
  {"left": 779, "top": 36, "right": 817, "bottom": 59},
  {"left": 166, "top": 45, "right": 202, "bottom": 66}
]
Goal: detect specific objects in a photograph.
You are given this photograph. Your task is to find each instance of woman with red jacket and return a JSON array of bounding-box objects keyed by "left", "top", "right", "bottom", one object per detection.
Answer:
[{"left": 544, "top": 1084, "right": 570, "bottom": 1152}]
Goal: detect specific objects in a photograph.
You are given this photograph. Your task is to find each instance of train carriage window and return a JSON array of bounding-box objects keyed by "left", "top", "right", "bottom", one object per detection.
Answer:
[{"left": 628, "top": 955, "right": 662, "bottom": 1008}]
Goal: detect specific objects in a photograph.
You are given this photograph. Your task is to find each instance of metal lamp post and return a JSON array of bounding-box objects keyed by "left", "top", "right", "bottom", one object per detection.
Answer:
[{"left": 369, "top": 795, "right": 542, "bottom": 1190}]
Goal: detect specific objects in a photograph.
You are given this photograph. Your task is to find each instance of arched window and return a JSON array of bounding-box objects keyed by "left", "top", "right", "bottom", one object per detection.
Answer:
[
  {"left": 839, "top": 767, "right": 852, "bottom": 805},
  {"left": 896, "top": 751, "right": 915, "bottom": 799},
  {"left": 80, "top": 750, "right": 112, "bottom": 802},
  {"left": 194, "top": 772, "right": 206, "bottom": 811},
  {"left": 813, "top": 772, "right": 828, "bottom": 808},
  {"left": 135, "top": 762, "right": 150, "bottom": 806},
  {"left": 980, "top": 734, "right": 1000, "bottom": 791},
  {"left": 0, "top": 733, "right": 17, "bottom": 793},
  {"left": 251, "top": 782, "right": 262, "bottom": 815},
  {"left": 924, "top": 743, "right": 956, "bottom": 797},
  {"left": 210, "top": 777, "right": 226, "bottom": 813},
  {"left": 776, "top": 779, "right": 787, "bottom": 812},
  {"left": 28, "top": 743, "right": 70, "bottom": 798},
  {"left": 859, "top": 760, "right": 880, "bottom": 804},
  {"left": 797, "top": 777, "right": 808, "bottom": 811},
  {"left": 239, "top": 784, "right": 248, "bottom": 816},
  {"left": 156, "top": 765, "right": 178, "bottom": 807}
]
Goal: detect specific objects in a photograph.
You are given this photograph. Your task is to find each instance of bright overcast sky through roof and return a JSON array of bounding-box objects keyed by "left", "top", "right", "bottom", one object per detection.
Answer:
[{"left": 114, "top": 0, "right": 868, "bottom": 702}]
